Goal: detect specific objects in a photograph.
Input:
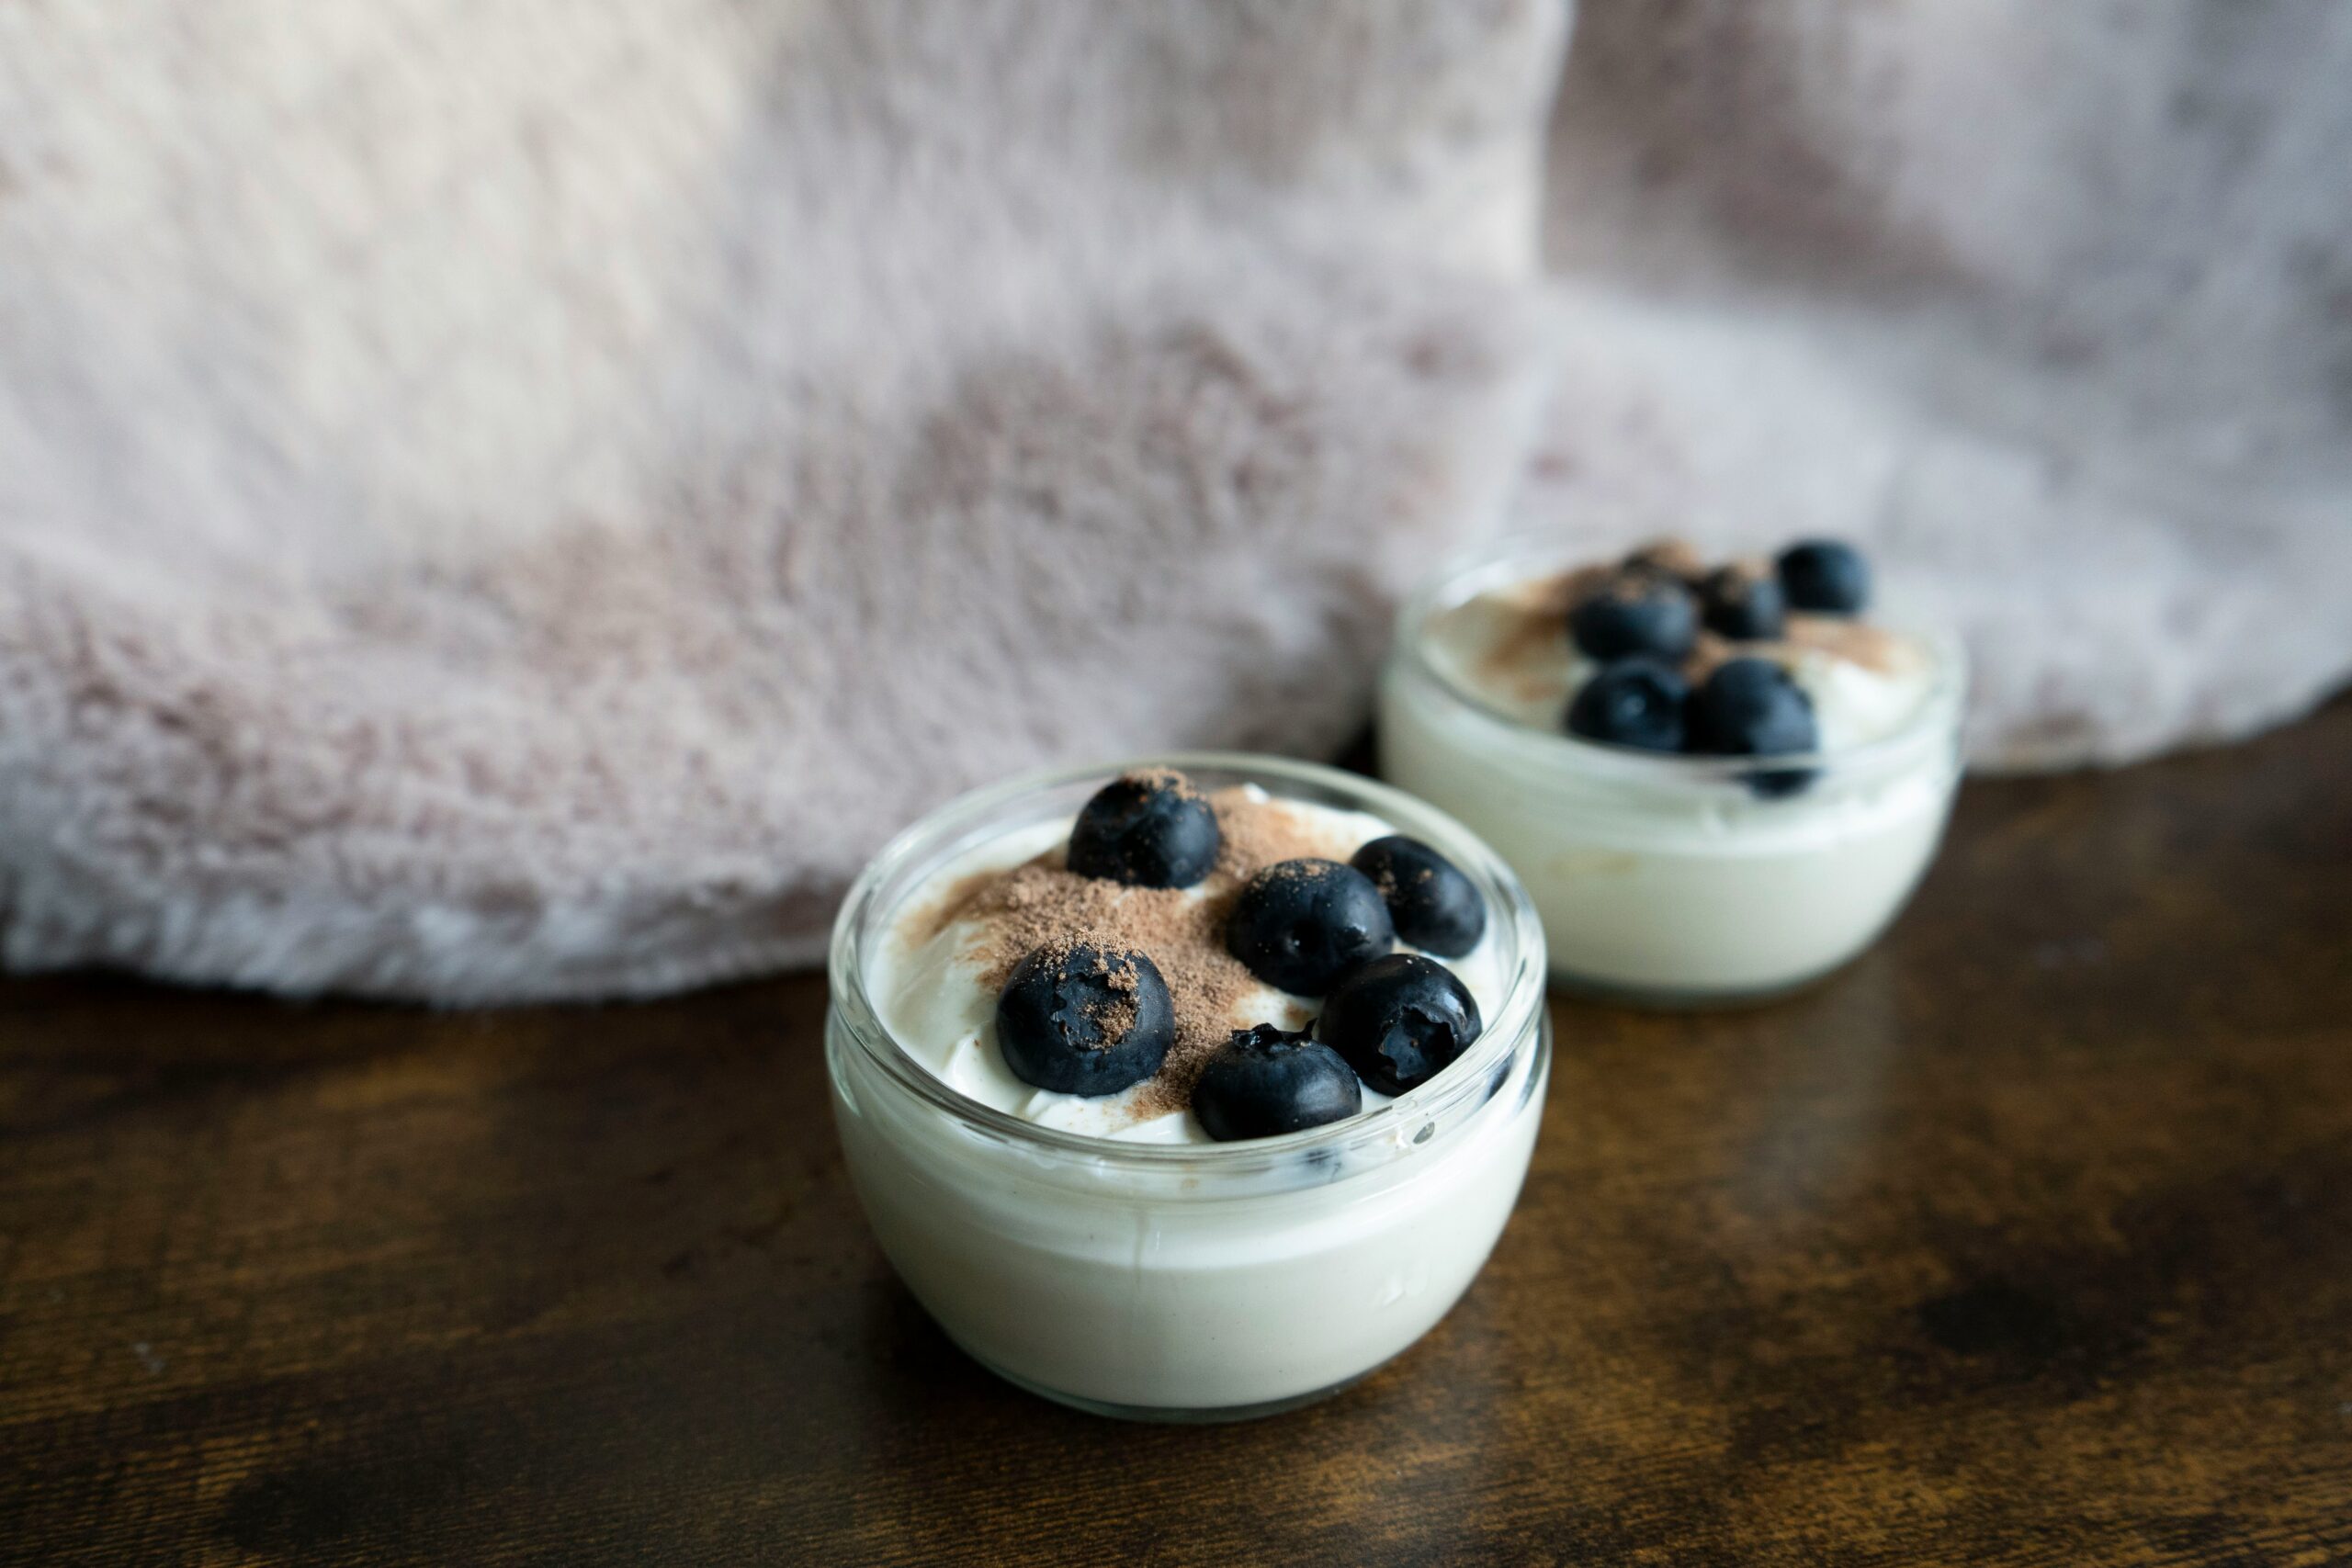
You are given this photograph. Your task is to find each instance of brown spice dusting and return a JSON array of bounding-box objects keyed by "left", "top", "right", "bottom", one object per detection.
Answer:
[
  {"left": 1594, "top": 570, "right": 1675, "bottom": 605},
  {"left": 1481, "top": 561, "right": 1604, "bottom": 620},
  {"left": 1472, "top": 544, "right": 1704, "bottom": 694},
  {"left": 1473, "top": 562, "right": 1608, "bottom": 689},
  {"left": 900, "top": 863, "right": 1013, "bottom": 949},
  {"left": 1784, "top": 614, "right": 1903, "bottom": 674},
  {"left": 932, "top": 774, "right": 1341, "bottom": 1125},
  {"left": 1120, "top": 765, "right": 1203, "bottom": 801},
  {"left": 1208, "top": 786, "right": 1355, "bottom": 875},
  {"left": 1684, "top": 629, "right": 1737, "bottom": 682},
  {"left": 1706, "top": 556, "right": 1774, "bottom": 597},
  {"left": 1080, "top": 968, "right": 1138, "bottom": 1049},
  {"left": 1472, "top": 539, "right": 1905, "bottom": 692},
  {"left": 999, "top": 939, "right": 1144, "bottom": 1054},
  {"left": 1623, "top": 536, "right": 1707, "bottom": 581}
]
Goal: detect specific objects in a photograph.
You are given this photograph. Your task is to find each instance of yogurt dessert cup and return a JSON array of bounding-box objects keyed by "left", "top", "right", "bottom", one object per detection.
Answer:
[
  {"left": 1380, "top": 536, "right": 1964, "bottom": 1004},
  {"left": 825, "top": 754, "right": 1548, "bottom": 1421}
]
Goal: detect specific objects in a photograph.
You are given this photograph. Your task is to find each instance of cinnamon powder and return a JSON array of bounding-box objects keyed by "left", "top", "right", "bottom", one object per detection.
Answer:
[
  {"left": 936, "top": 782, "right": 1351, "bottom": 1121},
  {"left": 1472, "top": 536, "right": 1904, "bottom": 689}
]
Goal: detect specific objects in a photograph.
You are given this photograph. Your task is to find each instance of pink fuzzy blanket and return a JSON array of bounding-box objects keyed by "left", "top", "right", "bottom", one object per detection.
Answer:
[{"left": 3, "top": 2, "right": 2346, "bottom": 1001}]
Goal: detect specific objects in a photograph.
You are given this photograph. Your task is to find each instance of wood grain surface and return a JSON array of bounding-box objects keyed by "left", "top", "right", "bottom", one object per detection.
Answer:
[{"left": 5, "top": 701, "right": 2350, "bottom": 1566}]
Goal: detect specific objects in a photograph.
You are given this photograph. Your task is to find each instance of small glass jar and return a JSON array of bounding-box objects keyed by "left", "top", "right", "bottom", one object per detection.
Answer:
[
  {"left": 1379, "top": 538, "right": 1967, "bottom": 1005},
  {"left": 826, "top": 752, "right": 1549, "bottom": 1422}
]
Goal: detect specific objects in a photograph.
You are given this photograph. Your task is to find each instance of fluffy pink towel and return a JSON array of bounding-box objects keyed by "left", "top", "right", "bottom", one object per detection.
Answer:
[{"left": 2, "top": 2, "right": 2346, "bottom": 1001}]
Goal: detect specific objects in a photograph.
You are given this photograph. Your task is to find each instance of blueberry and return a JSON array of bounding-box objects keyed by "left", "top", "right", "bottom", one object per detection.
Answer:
[
  {"left": 994, "top": 943, "right": 1174, "bottom": 1096},
  {"left": 1700, "top": 564, "right": 1787, "bottom": 640},
  {"left": 1565, "top": 657, "right": 1689, "bottom": 752},
  {"left": 1569, "top": 572, "right": 1698, "bottom": 662},
  {"left": 1350, "top": 835, "right": 1487, "bottom": 959},
  {"left": 1776, "top": 539, "right": 1871, "bottom": 614},
  {"left": 1686, "top": 657, "right": 1820, "bottom": 796},
  {"left": 1190, "top": 1023, "right": 1364, "bottom": 1142},
  {"left": 1316, "top": 953, "right": 1484, "bottom": 1096},
  {"left": 1067, "top": 770, "right": 1221, "bottom": 888},
  {"left": 1225, "top": 858, "right": 1396, "bottom": 996}
]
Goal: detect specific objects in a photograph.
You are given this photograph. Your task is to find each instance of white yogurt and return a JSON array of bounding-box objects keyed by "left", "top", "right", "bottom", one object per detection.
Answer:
[
  {"left": 1379, "top": 549, "right": 1964, "bottom": 1000},
  {"left": 826, "top": 760, "right": 1549, "bottom": 1417},
  {"left": 867, "top": 792, "right": 1510, "bottom": 1145}
]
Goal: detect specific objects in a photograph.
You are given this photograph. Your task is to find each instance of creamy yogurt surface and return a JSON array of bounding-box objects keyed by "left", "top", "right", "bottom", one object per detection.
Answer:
[
  {"left": 869, "top": 786, "right": 1508, "bottom": 1145},
  {"left": 1419, "top": 571, "right": 1939, "bottom": 753}
]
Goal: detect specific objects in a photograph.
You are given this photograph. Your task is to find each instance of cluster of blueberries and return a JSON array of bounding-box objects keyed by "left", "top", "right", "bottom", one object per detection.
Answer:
[
  {"left": 1563, "top": 538, "right": 1871, "bottom": 796},
  {"left": 994, "top": 773, "right": 1491, "bottom": 1143}
]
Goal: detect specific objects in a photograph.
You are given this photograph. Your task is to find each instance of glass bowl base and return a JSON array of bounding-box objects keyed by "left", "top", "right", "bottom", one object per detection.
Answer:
[
  {"left": 954, "top": 1337, "right": 1384, "bottom": 1424},
  {"left": 1545, "top": 957, "right": 1855, "bottom": 1010}
]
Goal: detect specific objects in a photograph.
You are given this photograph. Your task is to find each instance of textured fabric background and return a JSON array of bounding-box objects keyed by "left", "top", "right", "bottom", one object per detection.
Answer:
[
  {"left": 1, "top": 1, "right": 2343, "bottom": 1000},
  {"left": 1531, "top": 0, "right": 2352, "bottom": 769}
]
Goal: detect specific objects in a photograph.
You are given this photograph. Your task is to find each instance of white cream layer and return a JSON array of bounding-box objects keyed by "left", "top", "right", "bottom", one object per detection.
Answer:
[{"left": 1419, "top": 589, "right": 1937, "bottom": 751}]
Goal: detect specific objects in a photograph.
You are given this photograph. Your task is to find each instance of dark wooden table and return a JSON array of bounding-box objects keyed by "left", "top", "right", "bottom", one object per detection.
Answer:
[{"left": 6, "top": 702, "right": 2350, "bottom": 1567}]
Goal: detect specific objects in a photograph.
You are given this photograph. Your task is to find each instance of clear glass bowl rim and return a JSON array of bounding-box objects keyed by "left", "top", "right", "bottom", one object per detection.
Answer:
[
  {"left": 826, "top": 750, "right": 1548, "bottom": 1176},
  {"left": 1388, "top": 533, "right": 1969, "bottom": 786}
]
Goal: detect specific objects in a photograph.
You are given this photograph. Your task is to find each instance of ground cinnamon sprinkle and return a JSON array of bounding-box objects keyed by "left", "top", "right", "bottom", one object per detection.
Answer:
[
  {"left": 1209, "top": 787, "right": 1355, "bottom": 876},
  {"left": 1623, "top": 537, "right": 1706, "bottom": 581},
  {"left": 1784, "top": 614, "right": 1902, "bottom": 673},
  {"left": 936, "top": 781, "right": 1349, "bottom": 1122},
  {"left": 900, "top": 862, "right": 1023, "bottom": 949},
  {"left": 1684, "top": 629, "right": 1737, "bottom": 682},
  {"left": 1471, "top": 537, "right": 1905, "bottom": 687},
  {"left": 987, "top": 936, "right": 1145, "bottom": 1055},
  {"left": 1122, "top": 765, "right": 1204, "bottom": 801},
  {"left": 1473, "top": 560, "right": 1611, "bottom": 692}
]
